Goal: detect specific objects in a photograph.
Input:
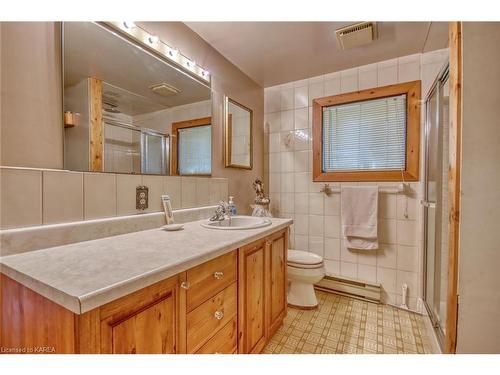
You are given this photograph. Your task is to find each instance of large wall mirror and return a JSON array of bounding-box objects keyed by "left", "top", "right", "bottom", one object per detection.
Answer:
[
  {"left": 224, "top": 97, "right": 253, "bottom": 169},
  {"left": 63, "top": 22, "right": 212, "bottom": 175}
]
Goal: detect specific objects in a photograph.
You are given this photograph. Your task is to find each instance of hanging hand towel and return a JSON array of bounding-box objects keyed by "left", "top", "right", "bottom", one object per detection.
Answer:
[{"left": 341, "top": 186, "right": 379, "bottom": 250}]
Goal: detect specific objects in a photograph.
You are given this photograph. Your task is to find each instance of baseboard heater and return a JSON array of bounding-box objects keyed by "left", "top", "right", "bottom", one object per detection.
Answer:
[{"left": 315, "top": 275, "right": 381, "bottom": 303}]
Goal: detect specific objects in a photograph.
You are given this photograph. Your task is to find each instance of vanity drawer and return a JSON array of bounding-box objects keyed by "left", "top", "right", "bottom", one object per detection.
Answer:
[
  {"left": 186, "top": 250, "right": 237, "bottom": 311},
  {"left": 186, "top": 282, "right": 237, "bottom": 353},
  {"left": 195, "top": 316, "right": 237, "bottom": 354}
]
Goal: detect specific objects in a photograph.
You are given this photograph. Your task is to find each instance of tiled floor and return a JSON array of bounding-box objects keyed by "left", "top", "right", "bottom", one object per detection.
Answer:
[{"left": 264, "top": 291, "right": 434, "bottom": 354}]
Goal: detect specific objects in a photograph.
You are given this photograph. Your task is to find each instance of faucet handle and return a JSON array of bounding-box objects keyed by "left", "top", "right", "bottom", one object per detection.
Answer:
[
  {"left": 210, "top": 201, "right": 229, "bottom": 222},
  {"left": 218, "top": 200, "right": 229, "bottom": 212}
]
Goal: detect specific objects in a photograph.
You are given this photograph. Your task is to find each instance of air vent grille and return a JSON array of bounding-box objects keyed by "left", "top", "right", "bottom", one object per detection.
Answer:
[
  {"left": 149, "top": 82, "right": 181, "bottom": 97},
  {"left": 335, "top": 22, "right": 377, "bottom": 50}
]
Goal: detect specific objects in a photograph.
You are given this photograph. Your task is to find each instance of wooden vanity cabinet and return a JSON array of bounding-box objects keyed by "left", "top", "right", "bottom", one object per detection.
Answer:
[
  {"left": 0, "top": 227, "right": 289, "bottom": 355},
  {"left": 238, "top": 229, "right": 288, "bottom": 354}
]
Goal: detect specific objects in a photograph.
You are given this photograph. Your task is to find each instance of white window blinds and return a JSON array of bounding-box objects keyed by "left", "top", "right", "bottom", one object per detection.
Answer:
[
  {"left": 322, "top": 94, "right": 407, "bottom": 172},
  {"left": 178, "top": 124, "right": 212, "bottom": 175}
]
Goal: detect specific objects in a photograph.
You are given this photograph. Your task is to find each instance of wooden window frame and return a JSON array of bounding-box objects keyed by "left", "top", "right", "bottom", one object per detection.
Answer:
[
  {"left": 312, "top": 80, "right": 421, "bottom": 182},
  {"left": 171, "top": 116, "right": 212, "bottom": 176}
]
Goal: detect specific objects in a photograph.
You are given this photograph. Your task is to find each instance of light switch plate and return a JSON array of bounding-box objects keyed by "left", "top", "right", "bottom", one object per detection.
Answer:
[{"left": 136, "top": 185, "right": 149, "bottom": 210}]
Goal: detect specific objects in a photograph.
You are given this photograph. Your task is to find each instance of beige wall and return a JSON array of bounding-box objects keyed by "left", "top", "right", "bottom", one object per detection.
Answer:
[
  {"left": 139, "top": 22, "right": 264, "bottom": 214},
  {"left": 456, "top": 22, "right": 500, "bottom": 353},
  {"left": 0, "top": 22, "right": 63, "bottom": 169},
  {"left": 0, "top": 22, "right": 264, "bottom": 215}
]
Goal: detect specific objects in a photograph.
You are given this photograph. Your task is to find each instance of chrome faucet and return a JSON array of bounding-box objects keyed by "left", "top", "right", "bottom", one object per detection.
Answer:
[{"left": 210, "top": 201, "right": 230, "bottom": 222}]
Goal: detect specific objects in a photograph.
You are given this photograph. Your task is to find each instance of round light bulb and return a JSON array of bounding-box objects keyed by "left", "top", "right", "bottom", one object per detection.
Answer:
[
  {"left": 148, "top": 35, "right": 159, "bottom": 44},
  {"left": 168, "top": 48, "right": 179, "bottom": 58},
  {"left": 123, "top": 21, "right": 136, "bottom": 29}
]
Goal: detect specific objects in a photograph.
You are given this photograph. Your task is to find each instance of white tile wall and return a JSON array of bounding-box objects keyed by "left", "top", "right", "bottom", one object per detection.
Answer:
[
  {"left": 264, "top": 49, "right": 449, "bottom": 309},
  {"left": 0, "top": 166, "right": 228, "bottom": 230},
  {"left": 84, "top": 172, "right": 117, "bottom": 220},
  {"left": 359, "top": 63, "right": 378, "bottom": 90},
  {"left": 0, "top": 168, "right": 42, "bottom": 229},
  {"left": 117, "top": 174, "right": 142, "bottom": 216},
  {"left": 43, "top": 170, "right": 84, "bottom": 224},
  {"left": 142, "top": 175, "right": 164, "bottom": 213}
]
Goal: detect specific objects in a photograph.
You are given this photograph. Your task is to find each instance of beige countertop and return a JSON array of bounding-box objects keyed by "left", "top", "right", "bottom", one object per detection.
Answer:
[{"left": 0, "top": 217, "right": 292, "bottom": 314}]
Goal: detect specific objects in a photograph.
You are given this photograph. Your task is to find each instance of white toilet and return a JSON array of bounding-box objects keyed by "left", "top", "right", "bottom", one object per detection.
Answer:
[{"left": 287, "top": 249, "right": 325, "bottom": 309}]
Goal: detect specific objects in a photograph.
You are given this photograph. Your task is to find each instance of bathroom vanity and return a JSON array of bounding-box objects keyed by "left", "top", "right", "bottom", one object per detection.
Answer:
[{"left": 0, "top": 218, "right": 291, "bottom": 354}]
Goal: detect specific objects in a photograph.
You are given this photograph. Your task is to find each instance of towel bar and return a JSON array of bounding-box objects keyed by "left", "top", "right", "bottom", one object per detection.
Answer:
[{"left": 320, "top": 183, "right": 405, "bottom": 195}]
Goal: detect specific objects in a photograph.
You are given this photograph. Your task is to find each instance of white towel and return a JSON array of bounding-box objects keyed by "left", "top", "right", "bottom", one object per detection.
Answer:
[{"left": 341, "top": 186, "right": 379, "bottom": 250}]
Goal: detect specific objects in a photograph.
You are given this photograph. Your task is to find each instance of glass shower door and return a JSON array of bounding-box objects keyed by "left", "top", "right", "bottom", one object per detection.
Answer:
[
  {"left": 103, "top": 122, "right": 141, "bottom": 174},
  {"left": 423, "top": 66, "right": 449, "bottom": 346},
  {"left": 141, "top": 131, "right": 169, "bottom": 175}
]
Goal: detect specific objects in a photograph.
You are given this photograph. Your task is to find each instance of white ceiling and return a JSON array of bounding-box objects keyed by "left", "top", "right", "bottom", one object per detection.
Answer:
[{"left": 184, "top": 22, "right": 448, "bottom": 87}]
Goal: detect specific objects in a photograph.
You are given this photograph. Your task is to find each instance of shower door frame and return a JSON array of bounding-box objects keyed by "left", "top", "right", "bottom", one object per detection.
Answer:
[
  {"left": 103, "top": 118, "right": 170, "bottom": 175},
  {"left": 141, "top": 128, "right": 170, "bottom": 175},
  {"left": 422, "top": 63, "right": 450, "bottom": 350}
]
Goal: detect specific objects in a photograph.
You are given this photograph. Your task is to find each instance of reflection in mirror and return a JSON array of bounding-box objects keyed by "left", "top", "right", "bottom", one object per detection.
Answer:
[
  {"left": 224, "top": 97, "right": 253, "bottom": 169},
  {"left": 171, "top": 117, "right": 212, "bottom": 176},
  {"left": 63, "top": 22, "right": 211, "bottom": 175}
]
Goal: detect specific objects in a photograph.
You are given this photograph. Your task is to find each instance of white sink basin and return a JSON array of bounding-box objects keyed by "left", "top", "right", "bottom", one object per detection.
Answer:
[{"left": 201, "top": 215, "right": 272, "bottom": 230}]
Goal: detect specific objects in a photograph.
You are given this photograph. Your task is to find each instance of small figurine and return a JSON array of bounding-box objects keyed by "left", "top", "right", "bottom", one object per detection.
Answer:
[
  {"left": 253, "top": 179, "right": 270, "bottom": 205},
  {"left": 252, "top": 178, "right": 271, "bottom": 217}
]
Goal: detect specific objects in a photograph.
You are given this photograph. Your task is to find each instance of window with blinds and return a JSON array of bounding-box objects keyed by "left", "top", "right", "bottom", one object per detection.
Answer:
[
  {"left": 322, "top": 94, "right": 407, "bottom": 172},
  {"left": 178, "top": 124, "right": 212, "bottom": 175}
]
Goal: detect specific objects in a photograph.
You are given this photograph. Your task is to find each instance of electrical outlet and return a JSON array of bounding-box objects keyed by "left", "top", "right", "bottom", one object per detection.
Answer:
[{"left": 136, "top": 185, "right": 149, "bottom": 210}]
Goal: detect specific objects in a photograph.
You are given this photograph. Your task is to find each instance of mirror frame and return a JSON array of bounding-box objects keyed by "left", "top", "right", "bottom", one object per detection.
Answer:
[{"left": 224, "top": 96, "right": 253, "bottom": 170}]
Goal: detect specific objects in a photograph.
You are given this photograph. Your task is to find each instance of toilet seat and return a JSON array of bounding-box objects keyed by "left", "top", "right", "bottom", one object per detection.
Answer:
[{"left": 287, "top": 249, "right": 324, "bottom": 269}]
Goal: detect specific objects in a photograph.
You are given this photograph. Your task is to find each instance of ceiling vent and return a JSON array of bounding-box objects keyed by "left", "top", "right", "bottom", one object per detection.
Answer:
[
  {"left": 102, "top": 94, "right": 121, "bottom": 113},
  {"left": 149, "top": 82, "right": 181, "bottom": 97},
  {"left": 335, "top": 22, "right": 377, "bottom": 50}
]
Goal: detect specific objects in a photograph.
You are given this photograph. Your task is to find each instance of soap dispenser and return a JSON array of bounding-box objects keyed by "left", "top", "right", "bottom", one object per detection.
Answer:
[{"left": 228, "top": 196, "right": 237, "bottom": 216}]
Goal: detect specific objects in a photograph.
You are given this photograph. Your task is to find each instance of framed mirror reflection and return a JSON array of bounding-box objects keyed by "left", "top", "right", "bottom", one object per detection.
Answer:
[
  {"left": 62, "top": 22, "right": 212, "bottom": 176},
  {"left": 224, "top": 96, "right": 253, "bottom": 170}
]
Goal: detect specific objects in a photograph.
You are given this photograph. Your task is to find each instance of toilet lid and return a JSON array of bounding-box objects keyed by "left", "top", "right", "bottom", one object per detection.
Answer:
[{"left": 287, "top": 249, "right": 323, "bottom": 265}]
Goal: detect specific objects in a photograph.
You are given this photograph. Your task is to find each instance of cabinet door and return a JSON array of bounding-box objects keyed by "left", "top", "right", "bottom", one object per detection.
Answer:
[
  {"left": 99, "top": 275, "right": 181, "bottom": 354},
  {"left": 238, "top": 239, "right": 267, "bottom": 354},
  {"left": 267, "top": 229, "right": 287, "bottom": 337},
  {"left": 111, "top": 296, "right": 175, "bottom": 354}
]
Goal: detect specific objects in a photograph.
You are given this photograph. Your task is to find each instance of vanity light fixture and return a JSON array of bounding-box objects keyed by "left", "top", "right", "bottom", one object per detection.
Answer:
[{"left": 108, "top": 21, "right": 210, "bottom": 83}]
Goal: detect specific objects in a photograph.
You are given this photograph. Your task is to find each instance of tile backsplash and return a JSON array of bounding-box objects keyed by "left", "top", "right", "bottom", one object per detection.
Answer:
[
  {"left": 0, "top": 167, "right": 228, "bottom": 230},
  {"left": 264, "top": 48, "right": 449, "bottom": 310}
]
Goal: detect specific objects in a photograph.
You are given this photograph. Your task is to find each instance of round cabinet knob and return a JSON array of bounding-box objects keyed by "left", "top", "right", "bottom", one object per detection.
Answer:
[
  {"left": 213, "top": 271, "right": 224, "bottom": 280},
  {"left": 214, "top": 310, "right": 224, "bottom": 320},
  {"left": 180, "top": 281, "right": 190, "bottom": 290}
]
